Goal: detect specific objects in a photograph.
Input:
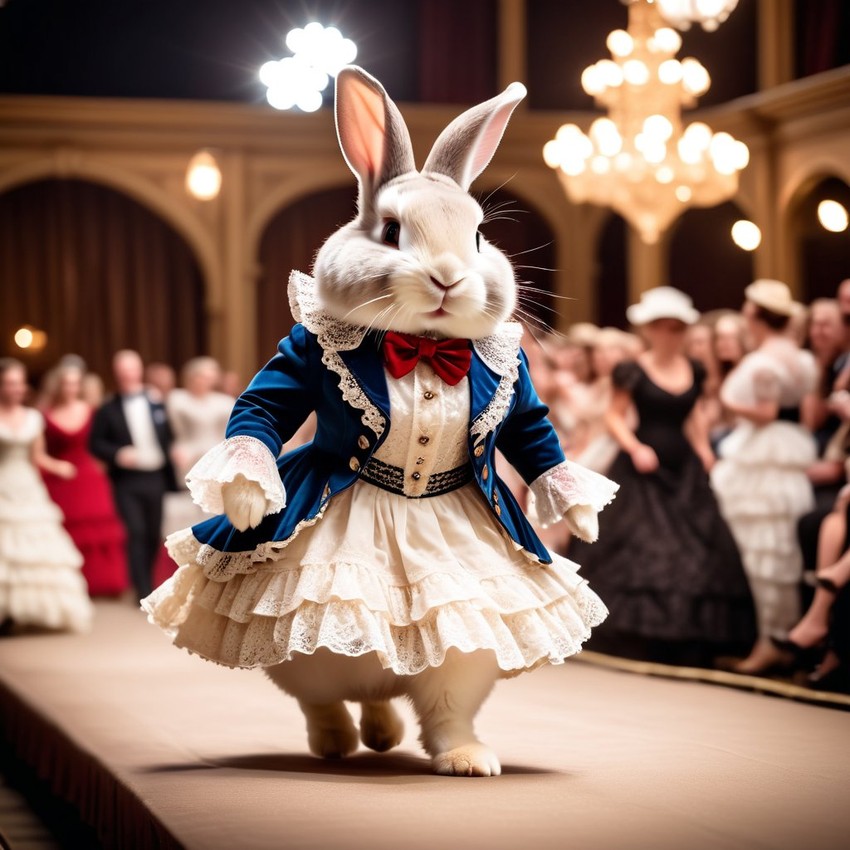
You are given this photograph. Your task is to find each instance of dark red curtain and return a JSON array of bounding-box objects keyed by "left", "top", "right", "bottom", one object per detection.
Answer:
[
  {"left": 0, "top": 179, "right": 206, "bottom": 385},
  {"left": 668, "top": 202, "right": 755, "bottom": 313},
  {"left": 795, "top": 0, "right": 849, "bottom": 78},
  {"left": 256, "top": 186, "right": 357, "bottom": 366},
  {"left": 795, "top": 176, "right": 850, "bottom": 301},
  {"left": 417, "top": 0, "right": 498, "bottom": 104},
  {"left": 596, "top": 214, "right": 629, "bottom": 329}
]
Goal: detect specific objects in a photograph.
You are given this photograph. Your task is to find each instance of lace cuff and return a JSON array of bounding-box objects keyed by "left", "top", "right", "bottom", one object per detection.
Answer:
[
  {"left": 185, "top": 435, "right": 286, "bottom": 516},
  {"left": 529, "top": 459, "right": 618, "bottom": 535}
]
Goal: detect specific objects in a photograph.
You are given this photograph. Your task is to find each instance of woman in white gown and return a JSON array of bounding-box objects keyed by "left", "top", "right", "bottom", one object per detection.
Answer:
[
  {"left": 711, "top": 281, "right": 818, "bottom": 674},
  {"left": 0, "top": 359, "right": 92, "bottom": 632},
  {"left": 161, "top": 357, "right": 235, "bottom": 537}
]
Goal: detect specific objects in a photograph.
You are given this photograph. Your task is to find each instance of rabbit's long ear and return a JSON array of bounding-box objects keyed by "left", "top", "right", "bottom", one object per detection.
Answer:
[
  {"left": 335, "top": 66, "right": 416, "bottom": 214},
  {"left": 422, "top": 83, "right": 526, "bottom": 190}
]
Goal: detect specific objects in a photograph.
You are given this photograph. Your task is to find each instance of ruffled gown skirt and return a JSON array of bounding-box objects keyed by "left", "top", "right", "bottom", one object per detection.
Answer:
[
  {"left": 711, "top": 421, "right": 816, "bottom": 636},
  {"left": 569, "top": 450, "right": 756, "bottom": 658},
  {"left": 143, "top": 482, "right": 607, "bottom": 676},
  {"left": 0, "top": 466, "right": 93, "bottom": 631}
]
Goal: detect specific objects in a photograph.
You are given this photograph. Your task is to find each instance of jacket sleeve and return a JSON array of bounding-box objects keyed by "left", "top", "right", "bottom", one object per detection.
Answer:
[
  {"left": 184, "top": 324, "right": 320, "bottom": 515},
  {"left": 495, "top": 351, "right": 565, "bottom": 483},
  {"left": 496, "top": 350, "right": 618, "bottom": 543},
  {"left": 88, "top": 404, "right": 125, "bottom": 465}
]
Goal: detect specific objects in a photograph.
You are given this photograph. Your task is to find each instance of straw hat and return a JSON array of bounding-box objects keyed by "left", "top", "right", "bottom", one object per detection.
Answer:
[
  {"left": 626, "top": 286, "right": 700, "bottom": 327},
  {"left": 565, "top": 322, "right": 601, "bottom": 347},
  {"left": 744, "top": 279, "right": 797, "bottom": 317}
]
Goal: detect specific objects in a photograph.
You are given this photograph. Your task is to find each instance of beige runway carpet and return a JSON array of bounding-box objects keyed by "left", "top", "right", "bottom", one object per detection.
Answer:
[{"left": 0, "top": 600, "right": 848, "bottom": 850}]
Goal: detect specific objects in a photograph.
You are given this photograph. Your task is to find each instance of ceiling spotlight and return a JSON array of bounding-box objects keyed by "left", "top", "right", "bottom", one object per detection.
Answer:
[{"left": 261, "top": 22, "right": 357, "bottom": 112}]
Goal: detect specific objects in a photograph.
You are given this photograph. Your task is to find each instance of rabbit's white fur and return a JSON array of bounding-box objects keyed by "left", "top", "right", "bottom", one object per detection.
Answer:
[
  {"left": 224, "top": 67, "right": 529, "bottom": 776},
  {"left": 315, "top": 175, "right": 517, "bottom": 340},
  {"left": 265, "top": 647, "right": 502, "bottom": 776}
]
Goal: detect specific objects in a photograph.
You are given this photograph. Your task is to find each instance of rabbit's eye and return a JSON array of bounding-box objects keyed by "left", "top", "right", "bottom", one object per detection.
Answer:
[
  {"left": 382, "top": 220, "right": 401, "bottom": 247},
  {"left": 476, "top": 231, "right": 482, "bottom": 252}
]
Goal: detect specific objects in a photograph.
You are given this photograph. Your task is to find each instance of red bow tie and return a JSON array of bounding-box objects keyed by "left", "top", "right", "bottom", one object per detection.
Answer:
[{"left": 382, "top": 332, "right": 472, "bottom": 385}]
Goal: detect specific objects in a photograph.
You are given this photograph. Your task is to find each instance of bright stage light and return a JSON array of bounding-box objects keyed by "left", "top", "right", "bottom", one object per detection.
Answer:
[{"left": 261, "top": 23, "right": 357, "bottom": 112}]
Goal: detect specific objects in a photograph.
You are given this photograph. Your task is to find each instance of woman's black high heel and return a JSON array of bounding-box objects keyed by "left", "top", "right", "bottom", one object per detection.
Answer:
[
  {"left": 769, "top": 577, "right": 838, "bottom": 668},
  {"left": 816, "top": 576, "right": 839, "bottom": 594},
  {"left": 769, "top": 636, "right": 826, "bottom": 669}
]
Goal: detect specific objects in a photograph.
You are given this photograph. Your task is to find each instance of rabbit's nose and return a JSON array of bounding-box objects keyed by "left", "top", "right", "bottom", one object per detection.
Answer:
[{"left": 430, "top": 276, "right": 450, "bottom": 291}]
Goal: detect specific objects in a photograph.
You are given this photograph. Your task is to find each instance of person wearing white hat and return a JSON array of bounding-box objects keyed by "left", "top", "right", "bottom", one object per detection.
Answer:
[
  {"left": 711, "top": 279, "right": 819, "bottom": 674},
  {"left": 569, "top": 287, "right": 756, "bottom": 666}
]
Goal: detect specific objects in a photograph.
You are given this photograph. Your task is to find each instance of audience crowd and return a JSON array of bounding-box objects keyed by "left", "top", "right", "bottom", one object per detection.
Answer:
[{"left": 2, "top": 275, "right": 850, "bottom": 695}]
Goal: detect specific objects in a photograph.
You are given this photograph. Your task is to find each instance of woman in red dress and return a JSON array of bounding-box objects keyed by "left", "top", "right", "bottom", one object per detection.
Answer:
[{"left": 41, "top": 360, "right": 129, "bottom": 596}]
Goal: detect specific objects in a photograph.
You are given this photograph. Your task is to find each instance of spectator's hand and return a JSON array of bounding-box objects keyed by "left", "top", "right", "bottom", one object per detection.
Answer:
[
  {"left": 222, "top": 473, "right": 268, "bottom": 531},
  {"left": 835, "top": 484, "right": 850, "bottom": 513},
  {"left": 171, "top": 446, "right": 190, "bottom": 471},
  {"left": 115, "top": 446, "right": 138, "bottom": 469},
  {"left": 630, "top": 443, "right": 659, "bottom": 474},
  {"left": 55, "top": 460, "right": 77, "bottom": 480},
  {"left": 699, "top": 450, "right": 716, "bottom": 474},
  {"left": 828, "top": 390, "right": 850, "bottom": 421}
]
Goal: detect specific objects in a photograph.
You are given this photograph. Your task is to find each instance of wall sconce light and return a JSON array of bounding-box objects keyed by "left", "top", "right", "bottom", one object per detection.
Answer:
[
  {"left": 186, "top": 150, "right": 222, "bottom": 201},
  {"left": 818, "top": 200, "right": 849, "bottom": 233},
  {"left": 731, "top": 219, "right": 761, "bottom": 251},
  {"left": 14, "top": 325, "right": 48, "bottom": 352}
]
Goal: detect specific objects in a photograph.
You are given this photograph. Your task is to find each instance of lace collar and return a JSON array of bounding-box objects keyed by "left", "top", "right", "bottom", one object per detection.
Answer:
[{"left": 288, "top": 270, "right": 522, "bottom": 377}]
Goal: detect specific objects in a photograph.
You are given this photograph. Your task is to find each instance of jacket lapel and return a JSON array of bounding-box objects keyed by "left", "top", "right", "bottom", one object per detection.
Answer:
[
  {"left": 468, "top": 349, "right": 502, "bottom": 424},
  {"left": 338, "top": 335, "right": 391, "bottom": 423}
]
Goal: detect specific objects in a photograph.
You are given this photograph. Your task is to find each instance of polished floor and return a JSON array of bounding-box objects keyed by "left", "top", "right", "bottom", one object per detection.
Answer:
[{"left": 0, "top": 601, "right": 848, "bottom": 850}]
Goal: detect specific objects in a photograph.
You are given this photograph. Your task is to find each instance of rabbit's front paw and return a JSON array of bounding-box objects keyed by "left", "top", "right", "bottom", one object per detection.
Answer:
[
  {"left": 432, "top": 743, "right": 501, "bottom": 777},
  {"left": 221, "top": 473, "right": 268, "bottom": 531},
  {"left": 564, "top": 503, "right": 599, "bottom": 543}
]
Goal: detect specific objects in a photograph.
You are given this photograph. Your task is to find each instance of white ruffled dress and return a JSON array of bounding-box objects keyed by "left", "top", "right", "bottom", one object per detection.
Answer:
[
  {"left": 0, "top": 410, "right": 93, "bottom": 631},
  {"left": 144, "top": 323, "right": 616, "bottom": 677},
  {"left": 711, "top": 339, "right": 817, "bottom": 624}
]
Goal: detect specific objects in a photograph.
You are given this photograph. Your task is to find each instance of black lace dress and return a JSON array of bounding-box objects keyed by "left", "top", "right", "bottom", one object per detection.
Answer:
[{"left": 568, "top": 359, "right": 756, "bottom": 664}]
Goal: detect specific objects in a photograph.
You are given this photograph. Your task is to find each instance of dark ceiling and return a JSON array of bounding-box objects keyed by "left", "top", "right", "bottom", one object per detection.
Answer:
[{"left": 0, "top": 0, "right": 772, "bottom": 108}]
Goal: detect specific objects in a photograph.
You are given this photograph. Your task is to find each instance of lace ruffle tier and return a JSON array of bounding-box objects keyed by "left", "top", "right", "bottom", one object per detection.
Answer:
[
  {"left": 0, "top": 518, "right": 92, "bottom": 631},
  {"left": 144, "top": 481, "right": 607, "bottom": 675}
]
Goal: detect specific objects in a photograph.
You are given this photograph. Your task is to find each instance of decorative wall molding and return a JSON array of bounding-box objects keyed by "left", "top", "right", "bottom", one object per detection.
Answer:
[{"left": 1, "top": 65, "right": 849, "bottom": 374}]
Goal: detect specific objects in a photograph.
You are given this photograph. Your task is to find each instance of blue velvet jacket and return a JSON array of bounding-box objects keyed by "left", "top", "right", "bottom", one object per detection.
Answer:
[{"left": 190, "top": 273, "right": 567, "bottom": 565}]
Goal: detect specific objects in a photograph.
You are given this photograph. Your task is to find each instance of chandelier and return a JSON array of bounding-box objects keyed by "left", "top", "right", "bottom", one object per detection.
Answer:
[
  {"left": 543, "top": 0, "right": 749, "bottom": 244},
  {"left": 656, "top": 0, "right": 739, "bottom": 31}
]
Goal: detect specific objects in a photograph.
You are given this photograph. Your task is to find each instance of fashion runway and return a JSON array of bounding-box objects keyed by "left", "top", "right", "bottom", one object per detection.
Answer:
[{"left": 0, "top": 601, "right": 847, "bottom": 850}]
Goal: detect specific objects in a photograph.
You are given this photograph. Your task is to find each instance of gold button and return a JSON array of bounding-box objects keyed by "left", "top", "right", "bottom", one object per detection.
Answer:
[
  {"left": 349, "top": 457, "right": 361, "bottom": 472},
  {"left": 357, "top": 435, "right": 369, "bottom": 450},
  {"left": 411, "top": 472, "right": 421, "bottom": 481},
  {"left": 419, "top": 435, "right": 430, "bottom": 445},
  {"left": 423, "top": 391, "right": 435, "bottom": 400},
  {"left": 474, "top": 445, "right": 484, "bottom": 457},
  {"left": 322, "top": 484, "right": 330, "bottom": 498},
  {"left": 482, "top": 465, "right": 489, "bottom": 481},
  {"left": 494, "top": 505, "right": 501, "bottom": 516},
  {"left": 493, "top": 491, "right": 499, "bottom": 503}
]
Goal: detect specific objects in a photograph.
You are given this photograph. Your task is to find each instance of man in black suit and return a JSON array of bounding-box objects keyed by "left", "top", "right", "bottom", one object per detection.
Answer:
[{"left": 90, "top": 350, "right": 176, "bottom": 601}]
